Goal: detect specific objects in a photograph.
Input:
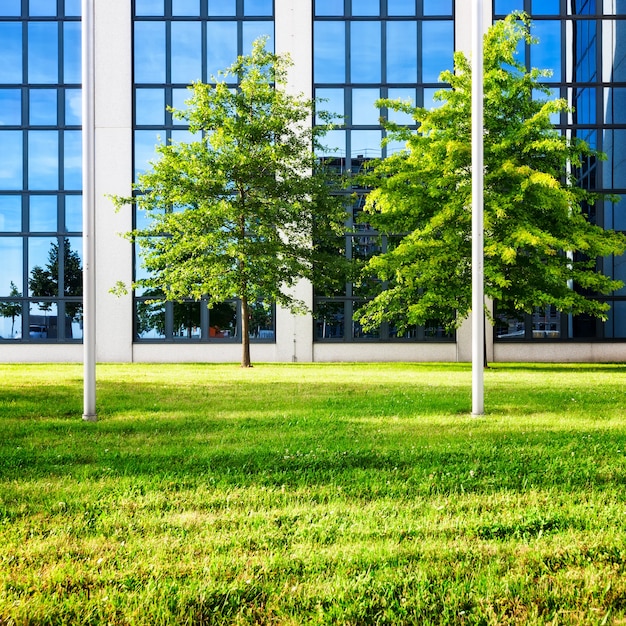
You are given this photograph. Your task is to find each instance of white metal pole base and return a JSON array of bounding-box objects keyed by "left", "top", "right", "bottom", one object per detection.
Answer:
[{"left": 82, "top": 413, "right": 97, "bottom": 422}]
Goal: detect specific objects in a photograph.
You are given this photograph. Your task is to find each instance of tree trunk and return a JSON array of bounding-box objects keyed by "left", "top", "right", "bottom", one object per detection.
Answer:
[{"left": 240, "top": 295, "right": 252, "bottom": 368}]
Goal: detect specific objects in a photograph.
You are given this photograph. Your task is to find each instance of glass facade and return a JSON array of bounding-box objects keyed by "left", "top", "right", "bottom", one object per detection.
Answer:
[
  {"left": 132, "top": 0, "right": 275, "bottom": 342},
  {"left": 0, "top": 2, "right": 83, "bottom": 342},
  {"left": 313, "top": 0, "right": 455, "bottom": 342},
  {"left": 493, "top": 0, "right": 626, "bottom": 341}
]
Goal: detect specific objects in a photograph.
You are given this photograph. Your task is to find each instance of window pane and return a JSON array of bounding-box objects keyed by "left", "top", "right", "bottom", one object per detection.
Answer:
[
  {"left": 0, "top": 1, "right": 21, "bottom": 16},
  {"left": 136, "top": 299, "right": 166, "bottom": 339},
  {"left": 207, "top": 22, "right": 238, "bottom": 79},
  {"left": 351, "top": 129, "right": 382, "bottom": 158},
  {"left": 29, "top": 195, "right": 57, "bottom": 231},
  {"left": 29, "top": 301, "right": 57, "bottom": 339},
  {"left": 63, "top": 130, "right": 81, "bottom": 190},
  {"left": 387, "top": 21, "right": 417, "bottom": 83},
  {"left": 64, "top": 0, "right": 81, "bottom": 17},
  {"left": 574, "top": 20, "right": 597, "bottom": 82},
  {"left": 0, "top": 131, "right": 23, "bottom": 190},
  {"left": 171, "top": 21, "right": 202, "bottom": 84},
  {"left": 0, "top": 237, "right": 23, "bottom": 296},
  {"left": 248, "top": 302, "right": 274, "bottom": 340},
  {"left": 134, "top": 130, "right": 164, "bottom": 179},
  {"left": 423, "top": 0, "right": 453, "bottom": 15},
  {"left": 314, "top": 21, "right": 345, "bottom": 83},
  {"left": 173, "top": 301, "right": 201, "bottom": 339},
  {"left": 422, "top": 21, "right": 453, "bottom": 82},
  {"left": 316, "top": 88, "right": 344, "bottom": 124},
  {"left": 494, "top": 0, "right": 522, "bottom": 14},
  {"left": 351, "top": 21, "right": 381, "bottom": 83},
  {"left": 28, "top": 236, "right": 56, "bottom": 296},
  {"left": 67, "top": 302, "right": 82, "bottom": 339},
  {"left": 172, "top": 0, "right": 199, "bottom": 16},
  {"left": 64, "top": 236, "right": 82, "bottom": 296},
  {"left": 30, "top": 89, "right": 57, "bottom": 126},
  {"left": 352, "top": 88, "right": 380, "bottom": 125},
  {"left": 0, "top": 89, "right": 21, "bottom": 125},
  {"left": 0, "top": 23, "right": 22, "bottom": 83},
  {"left": 315, "top": 0, "right": 344, "bottom": 15},
  {"left": 531, "top": 0, "right": 560, "bottom": 14},
  {"left": 387, "top": 0, "right": 415, "bottom": 16},
  {"left": 65, "top": 88, "right": 82, "bottom": 125},
  {"left": 209, "top": 301, "right": 237, "bottom": 338},
  {"left": 0, "top": 299, "right": 22, "bottom": 339},
  {"left": 135, "top": 0, "right": 164, "bottom": 16},
  {"left": 605, "top": 87, "right": 626, "bottom": 123},
  {"left": 317, "top": 129, "right": 346, "bottom": 156},
  {"left": 172, "top": 88, "right": 191, "bottom": 125},
  {"left": 63, "top": 21, "right": 81, "bottom": 84},
  {"left": 606, "top": 301, "right": 626, "bottom": 338},
  {"left": 28, "top": 23, "right": 59, "bottom": 84},
  {"left": 387, "top": 87, "right": 416, "bottom": 124},
  {"left": 531, "top": 20, "right": 561, "bottom": 81},
  {"left": 134, "top": 22, "right": 166, "bottom": 83},
  {"left": 136, "top": 88, "right": 166, "bottom": 125},
  {"left": 208, "top": 0, "right": 235, "bottom": 15},
  {"left": 244, "top": 0, "right": 273, "bottom": 16},
  {"left": 351, "top": 0, "right": 379, "bottom": 16},
  {"left": 29, "top": 0, "right": 56, "bottom": 16},
  {"left": 242, "top": 22, "right": 273, "bottom": 55},
  {"left": 65, "top": 195, "right": 81, "bottom": 231},
  {"left": 28, "top": 131, "right": 59, "bottom": 190},
  {"left": 0, "top": 196, "right": 22, "bottom": 231},
  {"left": 315, "top": 302, "right": 345, "bottom": 339}
]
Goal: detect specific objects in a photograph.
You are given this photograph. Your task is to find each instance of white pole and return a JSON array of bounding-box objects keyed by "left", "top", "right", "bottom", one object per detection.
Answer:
[
  {"left": 82, "top": 0, "right": 96, "bottom": 421},
  {"left": 472, "top": 0, "right": 485, "bottom": 416}
]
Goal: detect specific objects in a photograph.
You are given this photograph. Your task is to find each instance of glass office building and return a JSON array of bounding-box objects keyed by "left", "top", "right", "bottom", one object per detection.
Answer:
[{"left": 0, "top": 0, "right": 625, "bottom": 363}]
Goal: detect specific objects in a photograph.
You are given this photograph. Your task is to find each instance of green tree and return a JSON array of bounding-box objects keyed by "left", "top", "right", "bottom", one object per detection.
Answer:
[
  {"left": 113, "top": 38, "right": 346, "bottom": 367},
  {"left": 0, "top": 281, "right": 22, "bottom": 338},
  {"left": 356, "top": 14, "right": 626, "bottom": 335}
]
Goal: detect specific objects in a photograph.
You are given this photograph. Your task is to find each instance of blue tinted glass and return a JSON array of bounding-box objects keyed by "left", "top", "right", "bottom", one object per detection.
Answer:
[
  {"left": 494, "top": 0, "right": 522, "bottom": 14},
  {"left": 64, "top": 0, "right": 80, "bottom": 16},
  {"left": 63, "top": 130, "right": 81, "bottom": 190},
  {"left": 315, "top": 0, "right": 344, "bottom": 15},
  {"left": 208, "top": 0, "right": 236, "bottom": 15},
  {"left": 65, "top": 89, "right": 81, "bottom": 125},
  {"left": 172, "top": 0, "right": 199, "bottom": 15},
  {"left": 65, "top": 237, "right": 82, "bottom": 295},
  {"left": 171, "top": 22, "right": 202, "bottom": 84},
  {"left": 318, "top": 129, "right": 345, "bottom": 156},
  {"left": 388, "top": 0, "right": 414, "bottom": 15},
  {"left": 134, "top": 130, "right": 163, "bottom": 179},
  {"left": 351, "top": 22, "right": 381, "bottom": 82},
  {"left": 0, "top": 196, "right": 22, "bottom": 231},
  {"left": 531, "top": 20, "right": 561, "bottom": 81},
  {"left": 0, "top": 1, "right": 21, "bottom": 16},
  {"left": 135, "top": 0, "right": 164, "bottom": 16},
  {"left": 136, "top": 88, "right": 165, "bottom": 125},
  {"left": 30, "top": 90, "right": 57, "bottom": 125},
  {"left": 352, "top": 88, "right": 380, "bottom": 125},
  {"left": 28, "top": 131, "right": 59, "bottom": 190},
  {"left": 134, "top": 22, "right": 166, "bottom": 83},
  {"left": 351, "top": 0, "right": 379, "bottom": 16},
  {"left": 30, "top": 195, "right": 57, "bottom": 231},
  {"left": 575, "top": 19, "right": 597, "bottom": 81},
  {"left": 0, "top": 23, "right": 23, "bottom": 83},
  {"left": 531, "top": 0, "right": 559, "bottom": 14},
  {"left": 0, "top": 89, "right": 21, "bottom": 125},
  {"left": 605, "top": 87, "right": 626, "bottom": 124},
  {"left": 387, "top": 21, "right": 417, "bottom": 83},
  {"left": 172, "top": 88, "right": 191, "bottom": 125},
  {"left": 28, "top": 236, "right": 56, "bottom": 292},
  {"left": 242, "top": 22, "right": 273, "bottom": 55},
  {"left": 28, "top": 23, "right": 59, "bottom": 84},
  {"left": 423, "top": 0, "right": 452, "bottom": 15},
  {"left": 569, "top": 0, "right": 595, "bottom": 15},
  {"left": 351, "top": 130, "right": 382, "bottom": 158},
  {"left": 244, "top": 0, "right": 273, "bottom": 16},
  {"left": 0, "top": 238, "right": 23, "bottom": 296},
  {"left": 422, "top": 21, "right": 453, "bottom": 82},
  {"left": 207, "top": 22, "right": 238, "bottom": 78},
  {"left": 314, "top": 22, "right": 345, "bottom": 83},
  {"left": 63, "top": 22, "right": 81, "bottom": 84},
  {"left": 29, "top": 0, "right": 56, "bottom": 16},
  {"left": 65, "top": 195, "right": 81, "bottom": 231},
  {"left": 315, "top": 88, "right": 344, "bottom": 124},
  {"left": 387, "top": 87, "right": 416, "bottom": 124},
  {"left": 0, "top": 131, "right": 23, "bottom": 190}
]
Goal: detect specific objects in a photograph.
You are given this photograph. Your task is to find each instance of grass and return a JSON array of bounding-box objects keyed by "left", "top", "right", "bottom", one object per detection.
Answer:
[{"left": 1, "top": 362, "right": 625, "bottom": 625}]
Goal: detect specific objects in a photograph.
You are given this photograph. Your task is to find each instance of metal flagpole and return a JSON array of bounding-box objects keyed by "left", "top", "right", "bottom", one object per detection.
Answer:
[
  {"left": 82, "top": 0, "right": 97, "bottom": 421},
  {"left": 471, "top": 0, "right": 485, "bottom": 416}
]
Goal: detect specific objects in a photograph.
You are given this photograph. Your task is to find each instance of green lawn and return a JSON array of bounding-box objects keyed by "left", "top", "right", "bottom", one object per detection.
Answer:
[{"left": 1, "top": 362, "right": 625, "bottom": 625}]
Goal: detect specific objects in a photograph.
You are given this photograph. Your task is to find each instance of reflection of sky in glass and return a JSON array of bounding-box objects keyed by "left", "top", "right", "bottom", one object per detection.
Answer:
[
  {"left": 352, "top": 88, "right": 380, "bottom": 125},
  {"left": 244, "top": 0, "right": 273, "bottom": 16},
  {"left": 64, "top": 130, "right": 82, "bottom": 190},
  {"left": 494, "top": 0, "right": 522, "bottom": 14},
  {"left": 0, "top": 196, "right": 21, "bottom": 231},
  {"left": 532, "top": 0, "right": 560, "bottom": 15},
  {"left": 30, "top": 90, "right": 58, "bottom": 126},
  {"left": 172, "top": 88, "right": 192, "bottom": 124},
  {"left": 387, "top": 0, "right": 414, "bottom": 15},
  {"left": 171, "top": 129, "right": 201, "bottom": 144},
  {"left": 314, "top": 22, "right": 345, "bottom": 83},
  {"left": 171, "top": 22, "right": 202, "bottom": 84},
  {"left": 351, "top": 22, "right": 381, "bottom": 82},
  {"left": 351, "top": 0, "right": 379, "bottom": 16},
  {"left": 315, "top": 88, "right": 344, "bottom": 124},
  {"left": 0, "top": 0, "right": 21, "bottom": 16},
  {"left": 0, "top": 89, "right": 21, "bottom": 125},
  {"left": 0, "top": 23, "right": 22, "bottom": 83},
  {"left": 30, "top": 196, "right": 57, "bottom": 231},
  {"left": 28, "top": 131, "right": 59, "bottom": 190},
  {"left": 134, "top": 22, "right": 166, "bottom": 83},
  {"left": 172, "top": 0, "right": 199, "bottom": 16},
  {"left": 208, "top": 0, "right": 235, "bottom": 16},
  {"left": 422, "top": 21, "right": 453, "bottom": 82},
  {"left": 64, "top": 22, "right": 81, "bottom": 84},
  {"left": 242, "top": 22, "right": 273, "bottom": 54},
  {"left": 136, "top": 89, "right": 165, "bottom": 125},
  {"left": 318, "top": 129, "right": 345, "bottom": 156},
  {"left": 66, "top": 236, "right": 82, "bottom": 295},
  {"left": 30, "top": 300, "right": 57, "bottom": 320},
  {"left": 30, "top": 0, "right": 56, "bottom": 16},
  {"left": 424, "top": 87, "right": 440, "bottom": 109},
  {"left": 387, "top": 21, "right": 417, "bottom": 83},
  {"left": 65, "top": 0, "right": 81, "bottom": 17},
  {"left": 65, "top": 89, "right": 82, "bottom": 124},
  {"left": 207, "top": 22, "right": 238, "bottom": 78},
  {"left": 134, "top": 130, "right": 164, "bottom": 178},
  {"left": 315, "top": 0, "right": 343, "bottom": 15},
  {"left": 0, "top": 131, "right": 23, "bottom": 190},
  {"left": 65, "top": 195, "right": 82, "bottom": 231},
  {"left": 531, "top": 20, "right": 561, "bottom": 81},
  {"left": 351, "top": 130, "right": 382, "bottom": 158},
  {"left": 28, "top": 23, "right": 59, "bottom": 84},
  {"left": 424, "top": 0, "right": 453, "bottom": 15},
  {"left": 387, "top": 88, "right": 416, "bottom": 124},
  {"left": 135, "top": 0, "right": 164, "bottom": 16},
  {"left": 0, "top": 238, "right": 23, "bottom": 296},
  {"left": 28, "top": 237, "right": 56, "bottom": 295}
]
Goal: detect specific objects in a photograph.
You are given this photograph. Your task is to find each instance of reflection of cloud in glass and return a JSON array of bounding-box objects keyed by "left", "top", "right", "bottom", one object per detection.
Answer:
[
  {"left": 64, "top": 130, "right": 82, "bottom": 190},
  {"left": 244, "top": 0, "right": 273, "bottom": 16},
  {"left": 387, "top": 22, "right": 417, "bottom": 83},
  {"left": 352, "top": 88, "right": 380, "bottom": 126},
  {"left": 208, "top": 0, "right": 235, "bottom": 16},
  {"left": 134, "top": 22, "right": 166, "bottom": 83},
  {"left": 64, "top": 22, "right": 81, "bottom": 84},
  {"left": 0, "top": 23, "right": 22, "bottom": 83},
  {"left": 0, "top": 131, "right": 23, "bottom": 189},
  {"left": 314, "top": 22, "right": 345, "bottom": 83},
  {"left": 0, "top": 238, "right": 23, "bottom": 293},
  {"left": 0, "top": 196, "right": 21, "bottom": 231},
  {"left": 171, "top": 22, "right": 202, "bottom": 84},
  {"left": 207, "top": 22, "right": 237, "bottom": 78},
  {"left": 422, "top": 21, "right": 453, "bottom": 83},
  {"left": 351, "top": 22, "right": 381, "bottom": 83},
  {"left": 28, "top": 131, "right": 59, "bottom": 190},
  {"left": 65, "top": 89, "right": 82, "bottom": 125},
  {"left": 242, "top": 22, "right": 273, "bottom": 55},
  {"left": 28, "top": 23, "right": 59, "bottom": 84},
  {"left": 172, "top": 0, "right": 199, "bottom": 16},
  {"left": 134, "top": 130, "right": 164, "bottom": 178},
  {"left": 0, "top": 89, "right": 21, "bottom": 125}
]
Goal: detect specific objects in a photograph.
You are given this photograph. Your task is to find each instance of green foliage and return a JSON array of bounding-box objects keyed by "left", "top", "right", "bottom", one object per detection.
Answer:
[
  {"left": 357, "top": 15, "right": 626, "bottom": 333},
  {"left": 112, "top": 38, "right": 346, "bottom": 365}
]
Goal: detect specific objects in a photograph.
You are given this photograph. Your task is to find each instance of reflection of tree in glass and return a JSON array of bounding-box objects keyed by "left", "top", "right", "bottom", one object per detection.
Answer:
[
  {"left": 28, "top": 238, "right": 83, "bottom": 323},
  {"left": 0, "top": 281, "right": 22, "bottom": 337}
]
